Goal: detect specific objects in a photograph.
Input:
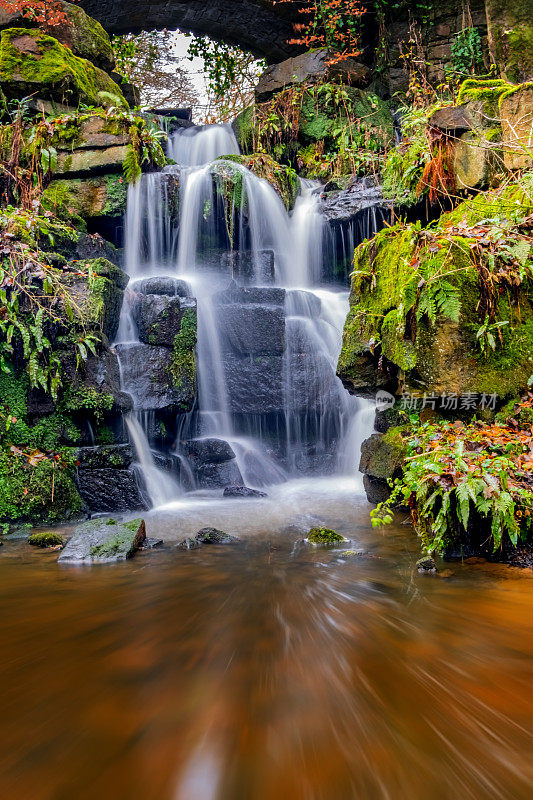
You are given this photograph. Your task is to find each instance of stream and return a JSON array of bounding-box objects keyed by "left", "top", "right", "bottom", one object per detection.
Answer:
[{"left": 1, "top": 492, "right": 533, "bottom": 799}]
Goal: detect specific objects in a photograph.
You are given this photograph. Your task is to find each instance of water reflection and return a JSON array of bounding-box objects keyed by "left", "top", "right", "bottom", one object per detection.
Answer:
[{"left": 0, "top": 489, "right": 532, "bottom": 799}]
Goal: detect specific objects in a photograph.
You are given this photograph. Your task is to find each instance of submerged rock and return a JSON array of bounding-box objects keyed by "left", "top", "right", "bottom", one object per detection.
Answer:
[
  {"left": 142, "top": 537, "right": 164, "bottom": 549},
  {"left": 58, "top": 518, "right": 146, "bottom": 564},
  {"left": 195, "top": 527, "right": 240, "bottom": 544},
  {"left": 306, "top": 527, "right": 348, "bottom": 545},
  {"left": 28, "top": 532, "right": 65, "bottom": 548},
  {"left": 417, "top": 556, "right": 437, "bottom": 574},
  {"left": 223, "top": 486, "right": 268, "bottom": 498},
  {"left": 176, "top": 536, "right": 202, "bottom": 550}
]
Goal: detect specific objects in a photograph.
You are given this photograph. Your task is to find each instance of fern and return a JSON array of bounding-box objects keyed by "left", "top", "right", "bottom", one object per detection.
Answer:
[{"left": 123, "top": 144, "right": 141, "bottom": 184}]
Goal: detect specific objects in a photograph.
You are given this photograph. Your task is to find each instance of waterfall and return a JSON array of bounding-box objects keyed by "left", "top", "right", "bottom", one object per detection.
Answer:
[{"left": 116, "top": 122, "right": 379, "bottom": 500}]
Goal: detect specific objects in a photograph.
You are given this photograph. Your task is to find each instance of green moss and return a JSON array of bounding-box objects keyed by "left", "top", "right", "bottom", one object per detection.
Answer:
[
  {"left": 232, "top": 105, "right": 255, "bottom": 154},
  {"left": 0, "top": 28, "right": 126, "bottom": 107},
  {"left": 307, "top": 527, "right": 348, "bottom": 545},
  {"left": 28, "top": 531, "right": 65, "bottom": 547},
  {"left": 362, "top": 427, "right": 409, "bottom": 480},
  {"left": 169, "top": 309, "right": 197, "bottom": 390},
  {"left": 64, "top": 386, "right": 114, "bottom": 421},
  {"left": 213, "top": 153, "right": 299, "bottom": 211},
  {"left": 456, "top": 78, "right": 514, "bottom": 116}
]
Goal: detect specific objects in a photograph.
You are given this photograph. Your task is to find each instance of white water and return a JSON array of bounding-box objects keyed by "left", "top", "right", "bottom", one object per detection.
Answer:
[
  {"left": 115, "top": 123, "right": 378, "bottom": 505},
  {"left": 126, "top": 416, "right": 179, "bottom": 507}
]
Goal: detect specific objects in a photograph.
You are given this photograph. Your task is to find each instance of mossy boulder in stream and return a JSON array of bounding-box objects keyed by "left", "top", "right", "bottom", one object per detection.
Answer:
[
  {"left": 58, "top": 517, "right": 146, "bottom": 564},
  {"left": 0, "top": 28, "right": 126, "bottom": 107},
  {"left": 306, "top": 527, "right": 348, "bottom": 545}
]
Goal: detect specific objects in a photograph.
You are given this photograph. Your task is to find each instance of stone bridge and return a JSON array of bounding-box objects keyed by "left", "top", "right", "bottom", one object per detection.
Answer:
[{"left": 80, "top": 0, "right": 300, "bottom": 62}]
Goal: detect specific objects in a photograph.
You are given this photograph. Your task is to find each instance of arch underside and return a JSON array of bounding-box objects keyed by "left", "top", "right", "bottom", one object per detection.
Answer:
[{"left": 80, "top": 0, "right": 301, "bottom": 62}]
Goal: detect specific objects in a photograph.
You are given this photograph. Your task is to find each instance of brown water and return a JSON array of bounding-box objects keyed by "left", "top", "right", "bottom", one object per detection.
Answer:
[{"left": 1, "top": 480, "right": 532, "bottom": 800}]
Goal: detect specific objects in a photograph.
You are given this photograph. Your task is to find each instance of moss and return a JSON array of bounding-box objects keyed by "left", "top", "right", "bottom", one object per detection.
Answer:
[
  {"left": 64, "top": 386, "right": 114, "bottom": 421},
  {"left": 360, "top": 428, "right": 409, "bottom": 481},
  {"left": 232, "top": 105, "right": 255, "bottom": 154},
  {"left": 307, "top": 527, "right": 348, "bottom": 545},
  {"left": 213, "top": 153, "right": 299, "bottom": 211},
  {"left": 55, "top": 2, "right": 115, "bottom": 73},
  {"left": 0, "top": 28, "right": 126, "bottom": 107},
  {"left": 43, "top": 175, "right": 128, "bottom": 219},
  {"left": 169, "top": 309, "right": 197, "bottom": 391},
  {"left": 299, "top": 87, "right": 393, "bottom": 149},
  {"left": 456, "top": 78, "right": 514, "bottom": 116},
  {"left": 28, "top": 531, "right": 65, "bottom": 547},
  {"left": 89, "top": 527, "right": 139, "bottom": 557}
]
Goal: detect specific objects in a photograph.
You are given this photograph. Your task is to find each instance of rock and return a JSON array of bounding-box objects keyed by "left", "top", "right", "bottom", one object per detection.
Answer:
[
  {"left": 453, "top": 131, "right": 500, "bottom": 190},
  {"left": 217, "top": 303, "right": 285, "bottom": 356},
  {"left": 135, "top": 276, "right": 190, "bottom": 297},
  {"left": 142, "top": 537, "right": 164, "bottom": 549},
  {"left": 223, "top": 354, "right": 283, "bottom": 414},
  {"left": 196, "top": 459, "right": 243, "bottom": 489},
  {"left": 428, "top": 106, "right": 474, "bottom": 131},
  {"left": 28, "top": 532, "right": 65, "bottom": 548},
  {"left": 56, "top": 145, "right": 130, "bottom": 177},
  {"left": 77, "top": 444, "right": 134, "bottom": 470},
  {"left": 216, "top": 281, "right": 285, "bottom": 306},
  {"left": 44, "top": 176, "right": 128, "bottom": 220},
  {"left": 115, "top": 342, "right": 195, "bottom": 412},
  {"left": 500, "top": 84, "right": 533, "bottom": 170},
  {"left": 58, "top": 267, "right": 125, "bottom": 340},
  {"left": 76, "top": 468, "right": 148, "bottom": 513},
  {"left": 184, "top": 438, "right": 236, "bottom": 464},
  {"left": 176, "top": 536, "right": 202, "bottom": 550},
  {"left": 55, "top": 116, "right": 128, "bottom": 151},
  {"left": 195, "top": 527, "right": 240, "bottom": 544},
  {"left": 256, "top": 49, "right": 369, "bottom": 101},
  {"left": 45, "top": 2, "right": 116, "bottom": 73},
  {"left": 318, "top": 176, "right": 390, "bottom": 224},
  {"left": 417, "top": 555, "right": 437, "bottom": 573},
  {"left": 223, "top": 485, "right": 268, "bottom": 498},
  {"left": 486, "top": 0, "right": 533, "bottom": 83},
  {"left": 359, "top": 430, "right": 407, "bottom": 481},
  {"left": 74, "top": 232, "right": 120, "bottom": 265},
  {"left": 306, "top": 527, "right": 348, "bottom": 545},
  {"left": 135, "top": 294, "right": 194, "bottom": 347},
  {"left": 363, "top": 474, "right": 392, "bottom": 505},
  {"left": 58, "top": 517, "right": 146, "bottom": 564},
  {"left": 220, "top": 250, "right": 275, "bottom": 284},
  {"left": 0, "top": 28, "right": 126, "bottom": 107}
]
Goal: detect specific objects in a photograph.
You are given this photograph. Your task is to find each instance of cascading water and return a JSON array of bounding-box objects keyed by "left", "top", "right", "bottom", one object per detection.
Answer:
[{"left": 116, "top": 122, "right": 379, "bottom": 506}]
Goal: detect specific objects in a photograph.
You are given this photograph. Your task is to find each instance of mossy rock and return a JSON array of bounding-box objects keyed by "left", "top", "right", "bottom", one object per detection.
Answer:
[
  {"left": 359, "top": 428, "right": 408, "bottom": 481},
  {"left": 306, "top": 527, "right": 348, "bottom": 545},
  {"left": 43, "top": 175, "right": 128, "bottom": 219},
  {"left": 213, "top": 153, "right": 299, "bottom": 211},
  {"left": 338, "top": 184, "right": 533, "bottom": 401},
  {"left": 58, "top": 517, "right": 146, "bottom": 563},
  {"left": 168, "top": 308, "right": 197, "bottom": 403},
  {"left": 48, "top": 2, "right": 116, "bottom": 73},
  {"left": 0, "top": 28, "right": 126, "bottom": 107},
  {"left": 28, "top": 531, "right": 65, "bottom": 548},
  {"left": 485, "top": 0, "right": 533, "bottom": 83}
]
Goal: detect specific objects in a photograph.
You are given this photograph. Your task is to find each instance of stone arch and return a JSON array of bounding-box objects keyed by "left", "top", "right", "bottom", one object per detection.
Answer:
[{"left": 80, "top": 0, "right": 301, "bottom": 63}]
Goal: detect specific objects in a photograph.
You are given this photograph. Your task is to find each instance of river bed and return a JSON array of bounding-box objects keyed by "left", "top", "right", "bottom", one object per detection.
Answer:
[{"left": 1, "top": 481, "right": 532, "bottom": 799}]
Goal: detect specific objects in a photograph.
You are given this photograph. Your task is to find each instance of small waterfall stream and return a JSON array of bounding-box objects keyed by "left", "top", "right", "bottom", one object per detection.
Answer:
[{"left": 115, "top": 123, "right": 379, "bottom": 507}]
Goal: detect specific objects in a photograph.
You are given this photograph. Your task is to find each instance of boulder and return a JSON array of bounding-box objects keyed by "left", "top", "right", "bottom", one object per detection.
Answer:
[
  {"left": 115, "top": 342, "right": 195, "bottom": 412},
  {"left": 453, "top": 130, "right": 501, "bottom": 190},
  {"left": 485, "top": 0, "right": 533, "bottom": 83},
  {"left": 196, "top": 459, "right": 243, "bottom": 489},
  {"left": 220, "top": 250, "right": 275, "bottom": 284},
  {"left": 54, "top": 117, "right": 129, "bottom": 151},
  {"left": 76, "top": 468, "right": 148, "bottom": 513},
  {"left": 58, "top": 266, "right": 126, "bottom": 340},
  {"left": 0, "top": 2, "right": 116, "bottom": 72},
  {"left": 195, "top": 527, "right": 240, "bottom": 544},
  {"left": 217, "top": 303, "right": 285, "bottom": 355},
  {"left": 44, "top": 176, "right": 128, "bottom": 219},
  {"left": 56, "top": 145, "right": 130, "bottom": 177},
  {"left": 135, "top": 294, "right": 195, "bottom": 347},
  {"left": 363, "top": 474, "right": 392, "bottom": 505},
  {"left": 417, "top": 555, "right": 437, "bottom": 574},
  {"left": 58, "top": 517, "right": 146, "bottom": 564},
  {"left": 359, "top": 430, "right": 407, "bottom": 480},
  {"left": 216, "top": 281, "right": 285, "bottom": 306},
  {"left": 77, "top": 444, "right": 134, "bottom": 470},
  {"left": 184, "top": 438, "right": 236, "bottom": 465},
  {"left": 223, "top": 354, "right": 283, "bottom": 414},
  {"left": 0, "top": 28, "right": 125, "bottom": 107},
  {"left": 256, "top": 49, "right": 369, "bottom": 101},
  {"left": 500, "top": 84, "right": 533, "bottom": 170},
  {"left": 223, "top": 486, "right": 268, "bottom": 498},
  {"left": 428, "top": 105, "right": 475, "bottom": 132},
  {"left": 74, "top": 232, "right": 120, "bottom": 265},
  {"left": 135, "top": 276, "right": 190, "bottom": 297}
]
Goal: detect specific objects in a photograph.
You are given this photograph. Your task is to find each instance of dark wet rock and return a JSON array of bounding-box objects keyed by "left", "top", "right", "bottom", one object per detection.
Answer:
[
  {"left": 362, "top": 474, "right": 392, "bottom": 505},
  {"left": 115, "top": 343, "right": 195, "bottom": 412},
  {"left": 196, "top": 459, "right": 243, "bottom": 489},
  {"left": 74, "top": 232, "right": 120, "bottom": 265},
  {"left": 428, "top": 105, "right": 474, "bottom": 131},
  {"left": 306, "top": 527, "right": 348, "bottom": 545},
  {"left": 319, "top": 176, "right": 391, "bottom": 225},
  {"left": 220, "top": 250, "right": 275, "bottom": 284},
  {"left": 417, "top": 556, "right": 437, "bottom": 574},
  {"left": 217, "top": 303, "right": 285, "bottom": 356},
  {"left": 76, "top": 468, "right": 148, "bottom": 513},
  {"left": 223, "top": 354, "right": 283, "bottom": 414},
  {"left": 223, "top": 485, "right": 268, "bottom": 498},
  {"left": 77, "top": 444, "right": 134, "bottom": 470},
  {"left": 142, "top": 537, "right": 164, "bottom": 549},
  {"left": 195, "top": 527, "right": 240, "bottom": 544},
  {"left": 256, "top": 49, "right": 369, "bottom": 101},
  {"left": 135, "top": 294, "right": 196, "bottom": 347},
  {"left": 134, "top": 276, "right": 190, "bottom": 297},
  {"left": 184, "top": 438, "right": 236, "bottom": 465},
  {"left": 216, "top": 281, "right": 285, "bottom": 306},
  {"left": 59, "top": 518, "right": 146, "bottom": 564},
  {"left": 176, "top": 536, "right": 202, "bottom": 550}
]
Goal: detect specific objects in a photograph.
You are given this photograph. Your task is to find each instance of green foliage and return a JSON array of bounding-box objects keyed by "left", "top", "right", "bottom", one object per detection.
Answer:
[
  {"left": 448, "top": 28, "right": 485, "bottom": 79},
  {"left": 64, "top": 386, "right": 114, "bottom": 422},
  {"left": 381, "top": 105, "right": 432, "bottom": 205}
]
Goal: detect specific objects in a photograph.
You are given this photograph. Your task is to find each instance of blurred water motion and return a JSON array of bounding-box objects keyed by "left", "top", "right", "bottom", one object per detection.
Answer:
[{"left": 0, "top": 490, "right": 532, "bottom": 800}]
